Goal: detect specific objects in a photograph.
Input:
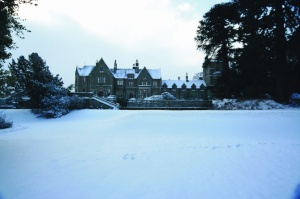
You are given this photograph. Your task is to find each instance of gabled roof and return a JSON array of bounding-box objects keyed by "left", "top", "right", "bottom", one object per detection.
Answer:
[
  {"left": 76, "top": 59, "right": 161, "bottom": 79},
  {"left": 148, "top": 69, "right": 161, "bottom": 79},
  {"left": 162, "top": 79, "right": 206, "bottom": 88},
  {"left": 77, "top": 65, "right": 95, "bottom": 76}
]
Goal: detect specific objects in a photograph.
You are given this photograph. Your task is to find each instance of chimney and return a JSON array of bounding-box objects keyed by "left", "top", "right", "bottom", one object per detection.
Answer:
[
  {"left": 186, "top": 73, "right": 189, "bottom": 82},
  {"left": 114, "top": 60, "right": 117, "bottom": 73},
  {"left": 136, "top": 59, "right": 139, "bottom": 67},
  {"left": 178, "top": 76, "right": 180, "bottom": 80},
  {"left": 134, "top": 60, "right": 139, "bottom": 73}
]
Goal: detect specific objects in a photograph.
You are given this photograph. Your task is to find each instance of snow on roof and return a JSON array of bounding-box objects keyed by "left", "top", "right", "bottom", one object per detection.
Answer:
[
  {"left": 77, "top": 65, "right": 95, "bottom": 76},
  {"left": 111, "top": 68, "right": 161, "bottom": 79},
  {"left": 162, "top": 79, "right": 206, "bottom": 88},
  {"left": 77, "top": 62, "right": 161, "bottom": 79},
  {"left": 148, "top": 69, "right": 161, "bottom": 79},
  {"left": 111, "top": 68, "right": 141, "bottom": 79}
]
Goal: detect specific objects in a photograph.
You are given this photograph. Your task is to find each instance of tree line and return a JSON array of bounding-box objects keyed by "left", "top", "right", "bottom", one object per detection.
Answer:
[{"left": 195, "top": 0, "right": 300, "bottom": 103}]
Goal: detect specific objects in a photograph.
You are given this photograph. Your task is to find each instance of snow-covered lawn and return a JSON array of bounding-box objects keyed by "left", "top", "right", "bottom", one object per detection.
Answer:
[{"left": 1, "top": 109, "right": 300, "bottom": 199}]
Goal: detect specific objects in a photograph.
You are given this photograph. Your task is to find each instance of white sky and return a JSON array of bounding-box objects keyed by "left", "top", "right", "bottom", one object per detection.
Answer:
[{"left": 9, "top": 0, "right": 226, "bottom": 86}]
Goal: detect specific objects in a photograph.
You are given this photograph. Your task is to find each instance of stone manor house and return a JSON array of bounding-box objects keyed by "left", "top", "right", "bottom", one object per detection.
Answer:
[{"left": 75, "top": 58, "right": 221, "bottom": 99}]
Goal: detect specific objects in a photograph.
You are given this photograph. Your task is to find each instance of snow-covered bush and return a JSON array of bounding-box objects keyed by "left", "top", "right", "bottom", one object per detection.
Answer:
[
  {"left": 144, "top": 92, "right": 176, "bottom": 100},
  {"left": 0, "top": 112, "right": 13, "bottom": 129},
  {"left": 161, "top": 92, "right": 176, "bottom": 100},
  {"left": 68, "top": 95, "right": 85, "bottom": 110},
  {"left": 116, "top": 97, "right": 127, "bottom": 108},
  {"left": 290, "top": 93, "right": 300, "bottom": 107},
  {"left": 144, "top": 95, "right": 163, "bottom": 100},
  {"left": 33, "top": 94, "right": 70, "bottom": 118},
  {"left": 213, "top": 99, "right": 285, "bottom": 110}
]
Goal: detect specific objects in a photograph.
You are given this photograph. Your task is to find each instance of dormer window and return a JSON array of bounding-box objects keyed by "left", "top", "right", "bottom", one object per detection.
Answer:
[
  {"left": 162, "top": 83, "right": 167, "bottom": 91},
  {"left": 182, "top": 84, "right": 187, "bottom": 92},
  {"left": 191, "top": 84, "right": 196, "bottom": 91},
  {"left": 172, "top": 84, "right": 177, "bottom": 91},
  {"left": 200, "top": 84, "right": 205, "bottom": 91}
]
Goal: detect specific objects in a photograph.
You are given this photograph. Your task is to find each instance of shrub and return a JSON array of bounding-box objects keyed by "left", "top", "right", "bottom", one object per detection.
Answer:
[
  {"left": 0, "top": 112, "right": 13, "bottom": 129},
  {"left": 32, "top": 95, "right": 70, "bottom": 118},
  {"left": 161, "top": 92, "right": 176, "bottom": 100},
  {"left": 68, "top": 95, "right": 86, "bottom": 110},
  {"left": 116, "top": 97, "right": 127, "bottom": 108}
]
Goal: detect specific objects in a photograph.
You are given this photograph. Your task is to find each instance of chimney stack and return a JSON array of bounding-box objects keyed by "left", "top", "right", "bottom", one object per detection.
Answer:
[
  {"left": 186, "top": 73, "right": 189, "bottom": 82},
  {"left": 134, "top": 60, "right": 139, "bottom": 73},
  {"left": 178, "top": 76, "right": 180, "bottom": 80},
  {"left": 114, "top": 60, "right": 117, "bottom": 73}
]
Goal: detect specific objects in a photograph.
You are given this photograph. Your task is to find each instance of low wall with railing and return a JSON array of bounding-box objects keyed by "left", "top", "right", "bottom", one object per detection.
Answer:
[{"left": 126, "top": 100, "right": 212, "bottom": 110}]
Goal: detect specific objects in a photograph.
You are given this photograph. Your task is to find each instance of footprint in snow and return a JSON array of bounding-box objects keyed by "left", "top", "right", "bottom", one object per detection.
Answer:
[{"left": 123, "top": 153, "right": 136, "bottom": 160}]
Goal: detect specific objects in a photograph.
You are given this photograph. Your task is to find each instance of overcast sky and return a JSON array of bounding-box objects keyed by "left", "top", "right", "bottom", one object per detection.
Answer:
[{"left": 9, "top": 0, "right": 226, "bottom": 86}]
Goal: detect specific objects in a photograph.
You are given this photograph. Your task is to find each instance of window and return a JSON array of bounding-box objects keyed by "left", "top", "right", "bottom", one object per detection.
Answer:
[
  {"left": 83, "top": 77, "right": 86, "bottom": 84},
  {"left": 127, "top": 74, "right": 134, "bottom": 79},
  {"left": 140, "top": 89, "right": 149, "bottom": 98},
  {"left": 99, "top": 66, "right": 104, "bottom": 73},
  {"left": 117, "top": 79, "right": 123, "bottom": 85},
  {"left": 99, "top": 76, "right": 106, "bottom": 84},
  {"left": 128, "top": 81, "right": 133, "bottom": 87},
  {"left": 153, "top": 81, "right": 158, "bottom": 87}
]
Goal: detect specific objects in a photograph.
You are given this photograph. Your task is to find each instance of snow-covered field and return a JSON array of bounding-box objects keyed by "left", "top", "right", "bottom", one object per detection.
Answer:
[{"left": 1, "top": 109, "right": 300, "bottom": 199}]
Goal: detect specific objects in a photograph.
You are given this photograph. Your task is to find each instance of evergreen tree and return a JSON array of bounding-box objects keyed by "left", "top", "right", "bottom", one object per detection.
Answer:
[
  {"left": 196, "top": 0, "right": 300, "bottom": 102},
  {"left": 195, "top": 2, "right": 239, "bottom": 70},
  {"left": 0, "top": 0, "right": 37, "bottom": 64},
  {"left": 9, "top": 53, "right": 71, "bottom": 118},
  {"left": 195, "top": 2, "right": 240, "bottom": 98}
]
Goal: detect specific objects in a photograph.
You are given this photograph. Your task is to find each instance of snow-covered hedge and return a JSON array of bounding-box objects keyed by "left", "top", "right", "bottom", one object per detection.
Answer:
[
  {"left": 144, "top": 92, "right": 176, "bottom": 100},
  {"left": 290, "top": 93, "right": 300, "bottom": 107},
  {"left": 33, "top": 94, "right": 85, "bottom": 118},
  {"left": 0, "top": 112, "right": 13, "bottom": 129},
  {"left": 212, "top": 99, "right": 285, "bottom": 110}
]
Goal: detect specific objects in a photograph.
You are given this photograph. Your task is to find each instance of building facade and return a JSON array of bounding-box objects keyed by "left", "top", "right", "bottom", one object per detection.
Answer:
[
  {"left": 202, "top": 59, "right": 223, "bottom": 98},
  {"left": 162, "top": 74, "right": 206, "bottom": 99},
  {"left": 75, "top": 58, "right": 162, "bottom": 99},
  {"left": 75, "top": 58, "right": 208, "bottom": 100}
]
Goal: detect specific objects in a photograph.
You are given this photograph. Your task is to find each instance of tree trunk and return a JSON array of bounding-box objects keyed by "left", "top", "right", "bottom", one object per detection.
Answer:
[{"left": 274, "top": 0, "right": 289, "bottom": 103}]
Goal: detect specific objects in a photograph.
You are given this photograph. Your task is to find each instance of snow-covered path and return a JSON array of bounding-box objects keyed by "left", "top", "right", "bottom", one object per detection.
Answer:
[{"left": 1, "top": 110, "right": 300, "bottom": 199}]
